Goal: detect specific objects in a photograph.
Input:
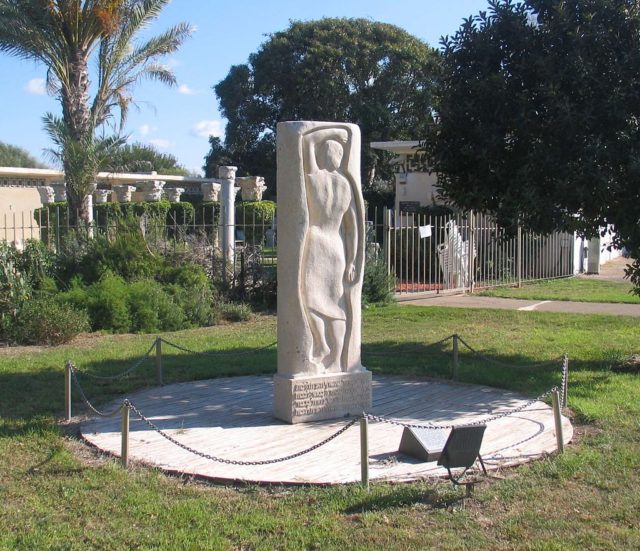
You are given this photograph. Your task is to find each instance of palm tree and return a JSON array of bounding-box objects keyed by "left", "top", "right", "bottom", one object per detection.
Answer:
[{"left": 0, "top": 0, "right": 191, "bottom": 222}]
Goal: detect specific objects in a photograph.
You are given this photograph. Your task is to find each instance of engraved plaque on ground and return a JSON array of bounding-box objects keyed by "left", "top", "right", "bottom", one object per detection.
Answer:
[{"left": 273, "top": 371, "right": 372, "bottom": 423}]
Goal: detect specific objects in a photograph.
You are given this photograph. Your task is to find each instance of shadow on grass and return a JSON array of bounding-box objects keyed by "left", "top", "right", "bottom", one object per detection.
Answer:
[
  {"left": 344, "top": 484, "right": 458, "bottom": 513},
  {"left": 0, "top": 338, "right": 617, "bottom": 436}
]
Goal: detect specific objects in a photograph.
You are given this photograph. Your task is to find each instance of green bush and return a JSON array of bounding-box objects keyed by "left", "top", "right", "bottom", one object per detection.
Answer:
[
  {"left": 194, "top": 202, "right": 220, "bottom": 229},
  {"left": 218, "top": 302, "right": 252, "bottom": 322},
  {"left": 363, "top": 254, "right": 395, "bottom": 305},
  {"left": 17, "top": 240, "right": 57, "bottom": 289},
  {"left": 11, "top": 295, "right": 89, "bottom": 345},
  {"left": 85, "top": 272, "right": 131, "bottom": 333},
  {"left": 127, "top": 280, "right": 186, "bottom": 333}
]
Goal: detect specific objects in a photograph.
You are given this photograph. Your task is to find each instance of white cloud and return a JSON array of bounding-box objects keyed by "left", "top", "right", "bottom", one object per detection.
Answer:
[
  {"left": 166, "top": 57, "right": 181, "bottom": 68},
  {"left": 149, "top": 139, "right": 175, "bottom": 149},
  {"left": 25, "top": 78, "right": 46, "bottom": 95},
  {"left": 192, "top": 119, "right": 224, "bottom": 139},
  {"left": 178, "top": 84, "right": 197, "bottom": 95},
  {"left": 138, "top": 124, "right": 156, "bottom": 136}
]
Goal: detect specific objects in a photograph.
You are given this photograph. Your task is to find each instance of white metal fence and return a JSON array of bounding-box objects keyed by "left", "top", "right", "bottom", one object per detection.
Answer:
[{"left": 2, "top": 205, "right": 574, "bottom": 295}]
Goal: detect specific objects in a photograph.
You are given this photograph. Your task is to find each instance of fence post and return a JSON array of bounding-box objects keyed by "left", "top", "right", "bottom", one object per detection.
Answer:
[
  {"left": 121, "top": 403, "right": 130, "bottom": 468},
  {"left": 517, "top": 224, "right": 523, "bottom": 288},
  {"left": 155, "top": 337, "right": 163, "bottom": 386},
  {"left": 562, "top": 355, "right": 569, "bottom": 408},
  {"left": 467, "top": 211, "right": 475, "bottom": 293},
  {"left": 64, "top": 361, "right": 72, "bottom": 422},
  {"left": 360, "top": 416, "right": 370, "bottom": 491},
  {"left": 452, "top": 334, "right": 459, "bottom": 381},
  {"left": 551, "top": 391, "right": 564, "bottom": 454}
]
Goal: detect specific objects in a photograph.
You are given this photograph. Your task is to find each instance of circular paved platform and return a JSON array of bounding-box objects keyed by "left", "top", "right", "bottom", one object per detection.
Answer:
[{"left": 81, "top": 376, "right": 572, "bottom": 485}]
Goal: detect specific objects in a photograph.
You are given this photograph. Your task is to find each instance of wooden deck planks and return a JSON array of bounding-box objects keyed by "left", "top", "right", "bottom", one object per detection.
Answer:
[{"left": 81, "top": 375, "right": 573, "bottom": 485}]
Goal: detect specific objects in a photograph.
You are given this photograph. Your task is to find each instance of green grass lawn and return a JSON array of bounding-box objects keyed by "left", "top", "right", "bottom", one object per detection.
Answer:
[
  {"left": 477, "top": 276, "right": 640, "bottom": 304},
  {"left": 1, "top": 306, "right": 639, "bottom": 549}
]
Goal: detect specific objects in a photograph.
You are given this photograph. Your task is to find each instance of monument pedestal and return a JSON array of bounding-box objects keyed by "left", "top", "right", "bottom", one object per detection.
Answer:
[{"left": 273, "top": 371, "right": 372, "bottom": 424}]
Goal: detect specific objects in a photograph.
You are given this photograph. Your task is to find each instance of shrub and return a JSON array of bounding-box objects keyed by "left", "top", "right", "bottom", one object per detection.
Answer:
[
  {"left": 363, "top": 254, "right": 395, "bottom": 305},
  {"left": 218, "top": 302, "right": 252, "bottom": 322},
  {"left": 167, "top": 282, "right": 216, "bottom": 327},
  {"left": 127, "top": 280, "right": 186, "bottom": 333},
  {"left": 85, "top": 272, "right": 131, "bottom": 332},
  {"left": 12, "top": 296, "right": 89, "bottom": 345},
  {"left": 17, "top": 240, "right": 57, "bottom": 289}
]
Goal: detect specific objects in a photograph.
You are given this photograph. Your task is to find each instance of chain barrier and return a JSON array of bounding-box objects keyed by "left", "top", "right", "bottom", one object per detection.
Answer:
[
  {"left": 160, "top": 337, "right": 277, "bottom": 358},
  {"left": 125, "top": 400, "right": 359, "bottom": 465},
  {"left": 365, "top": 386, "right": 558, "bottom": 430},
  {"left": 71, "top": 341, "right": 156, "bottom": 382},
  {"left": 68, "top": 362, "right": 126, "bottom": 418},
  {"left": 560, "top": 354, "right": 568, "bottom": 408},
  {"left": 457, "top": 336, "right": 564, "bottom": 369},
  {"left": 363, "top": 334, "right": 455, "bottom": 357}
]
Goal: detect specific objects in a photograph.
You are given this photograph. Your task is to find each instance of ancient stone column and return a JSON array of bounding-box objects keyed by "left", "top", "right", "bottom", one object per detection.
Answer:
[
  {"left": 164, "top": 187, "right": 185, "bottom": 202},
  {"left": 236, "top": 176, "right": 268, "bottom": 201},
  {"left": 201, "top": 182, "right": 221, "bottom": 202},
  {"left": 113, "top": 185, "right": 137, "bottom": 203},
  {"left": 218, "top": 166, "right": 238, "bottom": 277},
  {"left": 51, "top": 183, "right": 67, "bottom": 202},
  {"left": 273, "top": 121, "right": 371, "bottom": 423},
  {"left": 93, "top": 189, "right": 112, "bottom": 204},
  {"left": 139, "top": 180, "right": 165, "bottom": 201},
  {"left": 37, "top": 186, "right": 55, "bottom": 205}
]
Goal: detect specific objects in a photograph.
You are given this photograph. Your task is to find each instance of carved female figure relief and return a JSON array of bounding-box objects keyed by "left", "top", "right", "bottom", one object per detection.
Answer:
[{"left": 301, "top": 127, "right": 362, "bottom": 373}]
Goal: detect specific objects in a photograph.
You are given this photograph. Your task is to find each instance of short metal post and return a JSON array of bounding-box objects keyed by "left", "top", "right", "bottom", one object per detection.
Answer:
[
  {"left": 552, "top": 391, "right": 564, "bottom": 454},
  {"left": 155, "top": 337, "right": 163, "bottom": 386},
  {"left": 121, "top": 403, "right": 130, "bottom": 468},
  {"left": 562, "top": 355, "right": 569, "bottom": 408},
  {"left": 360, "top": 416, "right": 369, "bottom": 491},
  {"left": 64, "top": 361, "right": 72, "bottom": 422},
  {"left": 452, "top": 334, "right": 459, "bottom": 381},
  {"left": 517, "top": 224, "right": 523, "bottom": 288}
]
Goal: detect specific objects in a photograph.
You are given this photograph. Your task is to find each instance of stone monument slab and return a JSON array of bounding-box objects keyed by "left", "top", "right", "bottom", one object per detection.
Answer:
[{"left": 274, "top": 121, "right": 372, "bottom": 423}]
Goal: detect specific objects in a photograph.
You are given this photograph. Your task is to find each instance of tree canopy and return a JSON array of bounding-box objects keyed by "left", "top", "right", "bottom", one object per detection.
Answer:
[
  {"left": 107, "top": 142, "right": 190, "bottom": 176},
  {"left": 0, "top": 141, "right": 47, "bottom": 168},
  {"left": 206, "top": 18, "right": 439, "bottom": 193},
  {"left": 0, "top": 0, "right": 191, "bottom": 221},
  {"left": 426, "top": 0, "right": 640, "bottom": 287}
]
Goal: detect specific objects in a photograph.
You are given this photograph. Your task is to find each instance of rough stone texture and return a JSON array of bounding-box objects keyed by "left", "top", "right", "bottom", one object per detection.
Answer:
[
  {"left": 139, "top": 180, "right": 165, "bottom": 201},
  {"left": 113, "top": 185, "right": 137, "bottom": 203},
  {"left": 273, "top": 371, "right": 372, "bottom": 423},
  {"left": 37, "top": 186, "right": 55, "bottom": 204},
  {"left": 274, "top": 121, "right": 371, "bottom": 423},
  {"left": 237, "top": 176, "right": 268, "bottom": 201},
  {"left": 51, "top": 183, "right": 67, "bottom": 202},
  {"left": 164, "top": 187, "right": 185, "bottom": 202},
  {"left": 201, "top": 182, "right": 221, "bottom": 202},
  {"left": 93, "top": 189, "right": 111, "bottom": 204}
]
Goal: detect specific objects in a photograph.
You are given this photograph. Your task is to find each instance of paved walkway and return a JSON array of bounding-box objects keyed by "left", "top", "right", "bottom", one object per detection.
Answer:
[
  {"left": 400, "top": 257, "right": 640, "bottom": 317},
  {"left": 82, "top": 375, "right": 571, "bottom": 485},
  {"left": 399, "top": 294, "right": 640, "bottom": 317}
]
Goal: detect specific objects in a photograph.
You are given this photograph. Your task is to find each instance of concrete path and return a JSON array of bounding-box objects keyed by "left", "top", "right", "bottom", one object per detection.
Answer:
[
  {"left": 399, "top": 257, "right": 640, "bottom": 317},
  {"left": 399, "top": 293, "right": 640, "bottom": 317}
]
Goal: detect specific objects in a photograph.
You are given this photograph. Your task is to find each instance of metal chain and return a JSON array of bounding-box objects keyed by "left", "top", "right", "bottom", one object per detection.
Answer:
[
  {"left": 68, "top": 363, "right": 126, "bottom": 418},
  {"left": 457, "top": 336, "right": 564, "bottom": 369},
  {"left": 560, "top": 354, "right": 568, "bottom": 408},
  {"left": 160, "top": 337, "right": 277, "bottom": 358},
  {"left": 365, "top": 386, "right": 558, "bottom": 430},
  {"left": 125, "top": 400, "right": 359, "bottom": 465},
  {"left": 70, "top": 341, "right": 156, "bottom": 382},
  {"left": 363, "top": 334, "right": 455, "bottom": 357}
]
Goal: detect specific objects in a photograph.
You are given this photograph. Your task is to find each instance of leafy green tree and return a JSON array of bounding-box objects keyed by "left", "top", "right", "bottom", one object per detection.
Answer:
[
  {"left": 202, "top": 136, "right": 232, "bottom": 178},
  {"left": 107, "top": 142, "right": 190, "bottom": 175},
  {"left": 426, "top": 0, "right": 640, "bottom": 289},
  {"left": 207, "top": 18, "right": 439, "bottom": 192},
  {"left": 0, "top": 0, "right": 191, "bottom": 222},
  {"left": 0, "top": 141, "right": 47, "bottom": 168}
]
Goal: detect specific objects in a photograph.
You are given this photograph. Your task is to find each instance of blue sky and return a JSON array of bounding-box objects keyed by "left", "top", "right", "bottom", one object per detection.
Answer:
[{"left": 0, "top": 0, "right": 488, "bottom": 174}]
